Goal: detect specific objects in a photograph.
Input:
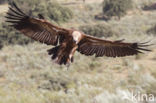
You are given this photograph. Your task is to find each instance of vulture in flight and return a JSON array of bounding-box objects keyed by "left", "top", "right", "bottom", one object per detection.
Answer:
[{"left": 5, "top": 2, "right": 152, "bottom": 65}]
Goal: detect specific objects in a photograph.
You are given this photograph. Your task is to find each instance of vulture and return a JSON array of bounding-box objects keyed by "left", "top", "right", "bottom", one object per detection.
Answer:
[{"left": 5, "top": 2, "right": 152, "bottom": 66}]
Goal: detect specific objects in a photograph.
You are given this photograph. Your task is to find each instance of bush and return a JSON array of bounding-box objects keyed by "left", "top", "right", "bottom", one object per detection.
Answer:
[
  {"left": 79, "top": 23, "right": 118, "bottom": 38},
  {"left": 102, "top": 0, "right": 133, "bottom": 19},
  {"left": 0, "top": 0, "right": 7, "bottom": 4},
  {"left": 38, "top": 74, "right": 77, "bottom": 92},
  {"left": 12, "top": 0, "right": 73, "bottom": 23},
  {"left": 147, "top": 24, "right": 156, "bottom": 35},
  {"left": 0, "top": 41, "right": 3, "bottom": 50},
  {"left": 143, "top": 3, "right": 156, "bottom": 11},
  {"left": 0, "top": 22, "right": 33, "bottom": 46},
  {"left": 47, "top": 2, "right": 73, "bottom": 23}
]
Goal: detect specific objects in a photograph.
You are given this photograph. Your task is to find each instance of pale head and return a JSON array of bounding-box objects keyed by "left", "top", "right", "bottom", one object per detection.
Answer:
[{"left": 72, "top": 31, "right": 82, "bottom": 44}]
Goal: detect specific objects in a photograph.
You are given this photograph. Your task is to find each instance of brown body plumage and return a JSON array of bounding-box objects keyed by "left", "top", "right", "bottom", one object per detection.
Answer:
[{"left": 5, "top": 2, "right": 152, "bottom": 65}]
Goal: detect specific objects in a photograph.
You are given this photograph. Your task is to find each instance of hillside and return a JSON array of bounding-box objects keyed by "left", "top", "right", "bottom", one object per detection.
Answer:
[{"left": 0, "top": 0, "right": 156, "bottom": 103}]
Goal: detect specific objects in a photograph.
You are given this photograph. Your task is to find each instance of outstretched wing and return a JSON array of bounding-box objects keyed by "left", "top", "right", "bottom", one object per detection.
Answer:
[
  {"left": 78, "top": 35, "right": 152, "bottom": 57},
  {"left": 5, "top": 2, "right": 69, "bottom": 45}
]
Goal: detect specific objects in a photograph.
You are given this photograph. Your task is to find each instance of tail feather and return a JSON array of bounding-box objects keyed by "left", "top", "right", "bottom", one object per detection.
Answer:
[
  {"left": 71, "top": 57, "right": 74, "bottom": 63},
  {"left": 59, "top": 54, "right": 69, "bottom": 65},
  {"left": 52, "top": 53, "right": 57, "bottom": 60},
  {"left": 47, "top": 46, "right": 60, "bottom": 55},
  {"left": 47, "top": 46, "right": 73, "bottom": 65}
]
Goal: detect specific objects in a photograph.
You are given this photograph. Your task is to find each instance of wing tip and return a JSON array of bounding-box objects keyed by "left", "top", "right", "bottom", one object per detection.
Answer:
[
  {"left": 5, "top": 1, "right": 29, "bottom": 25},
  {"left": 7, "top": 1, "right": 27, "bottom": 17},
  {"left": 136, "top": 41, "right": 153, "bottom": 53}
]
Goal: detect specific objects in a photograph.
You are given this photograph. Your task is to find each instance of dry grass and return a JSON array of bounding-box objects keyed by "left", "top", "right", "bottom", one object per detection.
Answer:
[
  {"left": 0, "top": 4, "right": 8, "bottom": 14},
  {"left": 0, "top": 0, "right": 156, "bottom": 103},
  {"left": 0, "top": 40, "right": 155, "bottom": 103}
]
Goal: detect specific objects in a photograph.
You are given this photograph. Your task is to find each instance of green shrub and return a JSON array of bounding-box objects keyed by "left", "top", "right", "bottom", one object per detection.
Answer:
[
  {"left": 47, "top": 2, "right": 73, "bottom": 23},
  {"left": 38, "top": 72, "right": 77, "bottom": 92},
  {"left": 143, "top": 3, "right": 156, "bottom": 11},
  {"left": 0, "top": 22, "right": 33, "bottom": 46},
  {"left": 147, "top": 24, "right": 156, "bottom": 35},
  {"left": 0, "top": 41, "right": 3, "bottom": 50},
  {"left": 0, "top": 0, "right": 7, "bottom": 4},
  {"left": 79, "top": 23, "right": 118, "bottom": 38},
  {"left": 12, "top": 0, "right": 73, "bottom": 23},
  {"left": 102, "top": 0, "right": 133, "bottom": 19}
]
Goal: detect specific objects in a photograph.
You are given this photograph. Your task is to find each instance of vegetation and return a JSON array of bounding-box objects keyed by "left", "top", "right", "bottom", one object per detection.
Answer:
[
  {"left": 0, "top": 0, "right": 7, "bottom": 4},
  {"left": 0, "top": 41, "right": 155, "bottom": 103},
  {"left": 102, "top": 0, "right": 133, "bottom": 19},
  {"left": 142, "top": 3, "right": 156, "bottom": 10},
  {"left": 147, "top": 24, "right": 156, "bottom": 35},
  {"left": 0, "top": 0, "right": 156, "bottom": 103},
  {"left": 47, "top": 2, "right": 73, "bottom": 22},
  {"left": 0, "top": 22, "right": 33, "bottom": 46},
  {"left": 0, "top": 40, "right": 3, "bottom": 49},
  {"left": 12, "top": 0, "right": 73, "bottom": 23},
  {"left": 79, "top": 23, "right": 119, "bottom": 37}
]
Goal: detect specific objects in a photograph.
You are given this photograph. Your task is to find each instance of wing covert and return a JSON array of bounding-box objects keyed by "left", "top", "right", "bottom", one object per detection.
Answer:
[
  {"left": 78, "top": 35, "right": 151, "bottom": 57},
  {"left": 5, "top": 2, "right": 68, "bottom": 45}
]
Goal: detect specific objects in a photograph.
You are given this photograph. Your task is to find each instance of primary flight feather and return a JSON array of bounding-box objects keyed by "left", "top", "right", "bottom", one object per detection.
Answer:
[{"left": 5, "top": 2, "right": 151, "bottom": 65}]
